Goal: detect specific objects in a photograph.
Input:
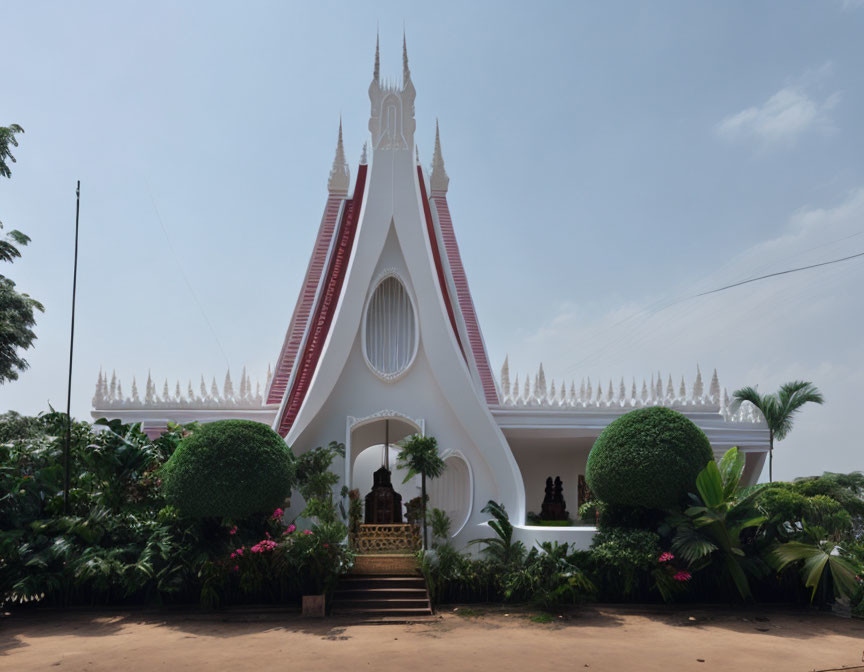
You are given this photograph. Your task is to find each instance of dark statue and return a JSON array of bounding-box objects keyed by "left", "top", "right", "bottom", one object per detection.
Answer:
[
  {"left": 364, "top": 466, "right": 403, "bottom": 524},
  {"left": 540, "top": 474, "right": 569, "bottom": 521}
]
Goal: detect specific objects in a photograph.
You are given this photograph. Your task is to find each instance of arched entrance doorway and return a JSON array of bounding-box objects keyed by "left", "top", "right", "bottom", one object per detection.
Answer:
[{"left": 345, "top": 411, "right": 424, "bottom": 521}]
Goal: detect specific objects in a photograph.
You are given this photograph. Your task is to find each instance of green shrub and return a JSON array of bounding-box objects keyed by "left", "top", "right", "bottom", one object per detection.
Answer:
[
  {"left": 586, "top": 407, "right": 713, "bottom": 510},
  {"left": 591, "top": 527, "right": 660, "bottom": 599},
  {"left": 161, "top": 420, "right": 294, "bottom": 518}
]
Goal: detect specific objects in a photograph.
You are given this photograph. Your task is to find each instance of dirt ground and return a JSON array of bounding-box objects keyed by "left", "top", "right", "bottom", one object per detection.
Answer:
[{"left": 1, "top": 604, "right": 862, "bottom": 672}]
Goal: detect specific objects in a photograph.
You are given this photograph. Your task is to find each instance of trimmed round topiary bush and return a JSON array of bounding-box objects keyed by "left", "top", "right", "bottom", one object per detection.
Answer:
[
  {"left": 586, "top": 407, "right": 713, "bottom": 510},
  {"left": 161, "top": 420, "right": 295, "bottom": 518}
]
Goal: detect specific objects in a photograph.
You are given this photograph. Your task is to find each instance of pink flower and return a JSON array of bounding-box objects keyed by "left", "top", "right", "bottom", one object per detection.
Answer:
[
  {"left": 285, "top": 524, "right": 296, "bottom": 534},
  {"left": 323, "top": 543, "right": 329, "bottom": 548},
  {"left": 235, "top": 547, "right": 243, "bottom": 557},
  {"left": 230, "top": 552, "right": 236, "bottom": 559},
  {"left": 673, "top": 571, "right": 692, "bottom": 582},
  {"left": 271, "top": 508, "right": 284, "bottom": 521},
  {"left": 250, "top": 539, "right": 278, "bottom": 553},
  {"left": 228, "top": 525, "right": 237, "bottom": 536},
  {"left": 233, "top": 565, "right": 239, "bottom": 572},
  {"left": 303, "top": 530, "right": 313, "bottom": 535},
  {"left": 658, "top": 552, "right": 674, "bottom": 563}
]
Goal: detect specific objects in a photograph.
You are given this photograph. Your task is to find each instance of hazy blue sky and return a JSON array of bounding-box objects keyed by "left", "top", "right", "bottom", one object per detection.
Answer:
[{"left": 2, "top": 1, "right": 862, "bottom": 481}]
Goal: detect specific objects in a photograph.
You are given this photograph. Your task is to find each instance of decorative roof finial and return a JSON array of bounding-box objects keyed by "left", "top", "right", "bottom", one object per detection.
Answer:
[
  {"left": 328, "top": 118, "right": 350, "bottom": 193},
  {"left": 402, "top": 29, "right": 411, "bottom": 84},
  {"left": 430, "top": 119, "right": 450, "bottom": 193},
  {"left": 373, "top": 32, "right": 380, "bottom": 83},
  {"left": 360, "top": 141, "right": 368, "bottom": 165}
]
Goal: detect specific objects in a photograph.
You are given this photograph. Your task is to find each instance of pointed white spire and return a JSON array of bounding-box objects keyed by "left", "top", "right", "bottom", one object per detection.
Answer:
[
  {"left": 200, "top": 375, "right": 208, "bottom": 399},
  {"left": 131, "top": 377, "right": 139, "bottom": 403},
  {"left": 145, "top": 371, "right": 155, "bottom": 404},
  {"left": 265, "top": 364, "right": 272, "bottom": 393},
  {"left": 174, "top": 380, "right": 182, "bottom": 401},
  {"left": 162, "top": 379, "right": 170, "bottom": 402},
  {"left": 537, "top": 363, "right": 547, "bottom": 400},
  {"left": 93, "top": 369, "right": 105, "bottom": 405},
  {"left": 187, "top": 379, "right": 195, "bottom": 401},
  {"left": 109, "top": 370, "right": 117, "bottom": 401},
  {"left": 619, "top": 378, "right": 626, "bottom": 402},
  {"left": 709, "top": 368, "right": 720, "bottom": 401},
  {"left": 606, "top": 380, "right": 614, "bottom": 403},
  {"left": 360, "top": 141, "right": 368, "bottom": 165},
  {"left": 430, "top": 119, "right": 450, "bottom": 193},
  {"left": 223, "top": 369, "right": 234, "bottom": 399},
  {"left": 655, "top": 372, "right": 663, "bottom": 400},
  {"left": 402, "top": 29, "right": 411, "bottom": 84},
  {"left": 500, "top": 356, "right": 511, "bottom": 399},
  {"left": 693, "top": 364, "right": 704, "bottom": 399},
  {"left": 373, "top": 32, "right": 380, "bottom": 83},
  {"left": 679, "top": 375, "right": 686, "bottom": 399},
  {"left": 666, "top": 375, "right": 674, "bottom": 400},
  {"left": 328, "top": 118, "right": 350, "bottom": 194},
  {"left": 586, "top": 377, "right": 593, "bottom": 401},
  {"left": 211, "top": 377, "right": 219, "bottom": 399},
  {"left": 523, "top": 375, "right": 530, "bottom": 401},
  {"left": 116, "top": 380, "right": 124, "bottom": 403},
  {"left": 631, "top": 378, "right": 637, "bottom": 402},
  {"left": 239, "top": 366, "right": 248, "bottom": 399}
]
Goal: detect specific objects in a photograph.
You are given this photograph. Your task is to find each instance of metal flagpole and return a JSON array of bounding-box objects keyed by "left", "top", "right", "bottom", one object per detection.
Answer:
[{"left": 64, "top": 181, "right": 80, "bottom": 514}]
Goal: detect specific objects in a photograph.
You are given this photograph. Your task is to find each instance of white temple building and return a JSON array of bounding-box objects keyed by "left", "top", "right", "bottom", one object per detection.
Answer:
[{"left": 92, "top": 38, "right": 770, "bottom": 550}]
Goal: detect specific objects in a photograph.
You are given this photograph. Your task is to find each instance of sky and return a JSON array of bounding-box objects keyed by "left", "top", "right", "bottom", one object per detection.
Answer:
[{"left": 2, "top": 1, "right": 862, "bottom": 482}]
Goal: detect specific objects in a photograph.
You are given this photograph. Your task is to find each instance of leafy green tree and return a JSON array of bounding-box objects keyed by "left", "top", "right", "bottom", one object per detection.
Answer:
[
  {"left": 0, "top": 124, "right": 24, "bottom": 179},
  {"left": 1, "top": 123, "right": 43, "bottom": 384},
  {"left": 396, "top": 434, "right": 446, "bottom": 549},
  {"left": 732, "top": 381, "right": 824, "bottom": 482}
]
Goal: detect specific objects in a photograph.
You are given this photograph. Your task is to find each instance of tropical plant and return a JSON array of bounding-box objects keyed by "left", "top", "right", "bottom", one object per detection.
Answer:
[
  {"left": 669, "top": 447, "right": 766, "bottom": 600},
  {"left": 161, "top": 420, "right": 295, "bottom": 519},
  {"left": 503, "top": 541, "right": 595, "bottom": 609},
  {"left": 732, "top": 381, "right": 824, "bottom": 482},
  {"left": 396, "top": 434, "right": 446, "bottom": 549},
  {"left": 469, "top": 500, "right": 526, "bottom": 567},
  {"left": 586, "top": 407, "right": 713, "bottom": 510},
  {"left": 295, "top": 441, "right": 344, "bottom": 524},
  {"left": 771, "top": 525, "right": 861, "bottom": 604}
]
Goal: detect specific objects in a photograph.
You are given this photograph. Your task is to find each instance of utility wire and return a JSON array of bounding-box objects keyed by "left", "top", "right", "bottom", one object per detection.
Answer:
[
  {"left": 145, "top": 182, "right": 231, "bottom": 369},
  {"left": 692, "top": 250, "right": 864, "bottom": 298},
  {"left": 561, "top": 244, "right": 864, "bottom": 376}
]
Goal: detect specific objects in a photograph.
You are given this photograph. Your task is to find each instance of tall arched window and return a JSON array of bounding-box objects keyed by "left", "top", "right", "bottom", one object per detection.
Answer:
[{"left": 363, "top": 274, "right": 417, "bottom": 380}]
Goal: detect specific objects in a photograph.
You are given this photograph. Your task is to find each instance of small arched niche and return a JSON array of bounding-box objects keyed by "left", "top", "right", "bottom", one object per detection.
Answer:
[{"left": 427, "top": 454, "right": 472, "bottom": 537}]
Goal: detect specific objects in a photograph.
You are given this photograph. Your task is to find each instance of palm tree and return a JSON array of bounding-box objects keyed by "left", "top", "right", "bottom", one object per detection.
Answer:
[
  {"left": 732, "top": 381, "right": 824, "bottom": 482},
  {"left": 397, "top": 434, "right": 446, "bottom": 549}
]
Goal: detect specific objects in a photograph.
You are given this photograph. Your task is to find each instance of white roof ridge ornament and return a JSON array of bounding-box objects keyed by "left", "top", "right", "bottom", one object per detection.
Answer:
[
  {"left": 328, "top": 118, "right": 350, "bottom": 194},
  {"left": 430, "top": 119, "right": 449, "bottom": 193}
]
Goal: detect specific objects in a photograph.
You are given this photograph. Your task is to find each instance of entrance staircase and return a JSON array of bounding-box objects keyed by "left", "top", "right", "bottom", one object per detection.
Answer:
[
  {"left": 332, "top": 573, "right": 433, "bottom": 621},
  {"left": 332, "top": 524, "right": 434, "bottom": 622}
]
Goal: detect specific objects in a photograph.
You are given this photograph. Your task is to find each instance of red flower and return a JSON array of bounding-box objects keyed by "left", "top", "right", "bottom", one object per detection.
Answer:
[
  {"left": 658, "top": 552, "right": 674, "bottom": 563},
  {"left": 673, "top": 571, "right": 692, "bottom": 582}
]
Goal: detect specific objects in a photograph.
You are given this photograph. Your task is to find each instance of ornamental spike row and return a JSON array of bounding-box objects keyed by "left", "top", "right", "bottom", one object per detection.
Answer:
[
  {"left": 495, "top": 363, "right": 761, "bottom": 423},
  {"left": 92, "top": 368, "right": 273, "bottom": 410}
]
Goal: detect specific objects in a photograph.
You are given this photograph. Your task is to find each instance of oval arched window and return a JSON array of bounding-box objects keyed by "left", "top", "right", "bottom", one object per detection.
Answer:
[{"left": 364, "top": 275, "right": 417, "bottom": 380}]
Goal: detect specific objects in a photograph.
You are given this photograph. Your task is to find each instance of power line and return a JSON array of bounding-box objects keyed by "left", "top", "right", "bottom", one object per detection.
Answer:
[{"left": 693, "top": 250, "right": 864, "bottom": 298}]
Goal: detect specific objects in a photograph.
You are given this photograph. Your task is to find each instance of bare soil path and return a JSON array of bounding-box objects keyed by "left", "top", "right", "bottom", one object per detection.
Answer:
[{"left": 1, "top": 604, "right": 862, "bottom": 672}]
